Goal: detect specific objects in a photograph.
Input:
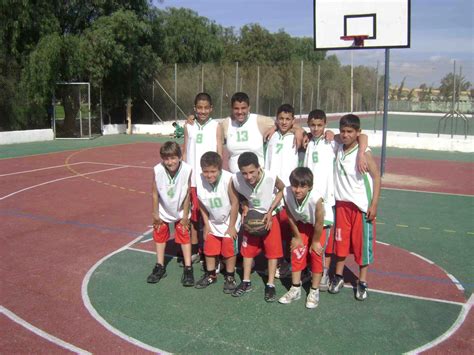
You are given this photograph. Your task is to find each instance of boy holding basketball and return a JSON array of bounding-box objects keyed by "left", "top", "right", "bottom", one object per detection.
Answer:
[
  {"left": 147, "top": 141, "right": 195, "bottom": 287},
  {"left": 183, "top": 93, "right": 223, "bottom": 265},
  {"left": 231, "top": 152, "right": 285, "bottom": 302},
  {"left": 329, "top": 114, "right": 380, "bottom": 301},
  {"left": 279, "top": 167, "right": 326, "bottom": 308},
  {"left": 195, "top": 151, "right": 241, "bottom": 293}
]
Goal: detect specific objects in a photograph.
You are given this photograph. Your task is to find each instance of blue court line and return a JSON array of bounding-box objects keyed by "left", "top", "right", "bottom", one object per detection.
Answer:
[
  {"left": 367, "top": 268, "right": 473, "bottom": 289},
  {"left": 0, "top": 208, "right": 149, "bottom": 238}
]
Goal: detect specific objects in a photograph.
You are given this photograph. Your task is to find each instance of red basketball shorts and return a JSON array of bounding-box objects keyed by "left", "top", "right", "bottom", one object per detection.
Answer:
[
  {"left": 334, "top": 201, "right": 376, "bottom": 265},
  {"left": 204, "top": 234, "right": 238, "bottom": 258},
  {"left": 291, "top": 222, "right": 330, "bottom": 273},
  {"left": 153, "top": 221, "right": 191, "bottom": 244},
  {"left": 241, "top": 215, "right": 283, "bottom": 259}
]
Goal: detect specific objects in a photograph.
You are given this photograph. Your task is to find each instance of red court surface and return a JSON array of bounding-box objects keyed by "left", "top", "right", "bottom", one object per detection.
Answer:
[{"left": 1, "top": 142, "right": 473, "bottom": 353}]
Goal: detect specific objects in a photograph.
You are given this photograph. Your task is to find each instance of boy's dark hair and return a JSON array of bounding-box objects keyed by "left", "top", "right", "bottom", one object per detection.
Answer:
[
  {"left": 172, "top": 122, "right": 177, "bottom": 127},
  {"left": 194, "top": 92, "right": 212, "bottom": 106},
  {"left": 238, "top": 152, "right": 260, "bottom": 169},
  {"left": 277, "top": 104, "right": 295, "bottom": 117},
  {"left": 231, "top": 92, "right": 250, "bottom": 106},
  {"left": 307, "top": 109, "right": 326, "bottom": 123},
  {"left": 289, "top": 167, "right": 314, "bottom": 188},
  {"left": 160, "top": 141, "right": 182, "bottom": 159},
  {"left": 339, "top": 114, "right": 361, "bottom": 130},
  {"left": 200, "top": 151, "right": 222, "bottom": 170}
]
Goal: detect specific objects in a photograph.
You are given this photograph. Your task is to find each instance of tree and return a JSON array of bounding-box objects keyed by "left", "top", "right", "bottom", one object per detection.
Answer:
[{"left": 439, "top": 72, "right": 471, "bottom": 101}]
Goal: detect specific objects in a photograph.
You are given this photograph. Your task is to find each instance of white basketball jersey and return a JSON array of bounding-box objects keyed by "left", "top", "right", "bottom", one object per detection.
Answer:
[
  {"left": 232, "top": 169, "right": 277, "bottom": 214},
  {"left": 226, "top": 114, "right": 265, "bottom": 173},
  {"left": 334, "top": 144, "right": 374, "bottom": 213},
  {"left": 304, "top": 135, "right": 336, "bottom": 225},
  {"left": 185, "top": 118, "right": 219, "bottom": 186},
  {"left": 153, "top": 161, "right": 192, "bottom": 223},
  {"left": 265, "top": 131, "right": 299, "bottom": 186},
  {"left": 197, "top": 170, "right": 241, "bottom": 237},
  {"left": 284, "top": 187, "right": 323, "bottom": 226}
]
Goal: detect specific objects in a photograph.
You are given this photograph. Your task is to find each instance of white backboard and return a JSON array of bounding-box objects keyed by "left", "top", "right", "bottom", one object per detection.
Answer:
[{"left": 314, "top": 0, "right": 411, "bottom": 50}]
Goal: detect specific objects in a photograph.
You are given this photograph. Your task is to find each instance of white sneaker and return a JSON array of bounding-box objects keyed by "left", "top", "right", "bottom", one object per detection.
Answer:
[
  {"left": 306, "top": 288, "right": 320, "bottom": 309},
  {"left": 278, "top": 286, "right": 301, "bottom": 304},
  {"left": 355, "top": 281, "right": 368, "bottom": 301},
  {"left": 319, "top": 269, "right": 329, "bottom": 291}
]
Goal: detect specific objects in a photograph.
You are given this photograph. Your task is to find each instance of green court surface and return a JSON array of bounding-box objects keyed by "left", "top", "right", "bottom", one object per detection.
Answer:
[
  {"left": 87, "top": 188, "right": 473, "bottom": 353},
  {"left": 89, "top": 250, "right": 460, "bottom": 354},
  {"left": 326, "top": 113, "right": 473, "bottom": 136}
]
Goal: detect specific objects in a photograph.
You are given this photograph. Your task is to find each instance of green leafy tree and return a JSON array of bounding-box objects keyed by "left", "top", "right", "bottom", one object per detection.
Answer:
[{"left": 439, "top": 72, "right": 471, "bottom": 101}]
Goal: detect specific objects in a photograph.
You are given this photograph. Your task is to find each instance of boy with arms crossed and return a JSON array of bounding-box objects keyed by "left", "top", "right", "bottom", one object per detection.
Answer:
[
  {"left": 147, "top": 142, "right": 195, "bottom": 287},
  {"left": 279, "top": 167, "right": 326, "bottom": 308},
  {"left": 195, "top": 152, "right": 241, "bottom": 293},
  {"left": 183, "top": 93, "right": 223, "bottom": 264},
  {"left": 231, "top": 152, "right": 285, "bottom": 302},
  {"left": 304, "top": 109, "right": 368, "bottom": 290},
  {"left": 329, "top": 114, "right": 380, "bottom": 300}
]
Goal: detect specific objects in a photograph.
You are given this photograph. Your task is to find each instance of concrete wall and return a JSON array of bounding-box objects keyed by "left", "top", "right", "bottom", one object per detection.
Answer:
[{"left": 0, "top": 129, "right": 54, "bottom": 144}]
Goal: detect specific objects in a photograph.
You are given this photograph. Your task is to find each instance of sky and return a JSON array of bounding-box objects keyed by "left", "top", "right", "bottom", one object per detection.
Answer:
[{"left": 154, "top": 0, "right": 473, "bottom": 88}]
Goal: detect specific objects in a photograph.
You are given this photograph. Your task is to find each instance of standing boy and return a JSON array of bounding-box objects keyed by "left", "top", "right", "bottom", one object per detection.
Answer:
[
  {"left": 147, "top": 141, "right": 195, "bottom": 287},
  {"left": 183, "top": 93, "right": 223, "bottom": 264},
  {"left": 195, "top": 152, "right": 241, "bottom": 294},
  {"left": 329, "top": 114, "right": 381, "bottom": 301},
  {"left": 279, "top": 167, "right": 326, "bottom": 309},
  {"left": 231, "top": 152, "right": 285, "bottom": 302}
]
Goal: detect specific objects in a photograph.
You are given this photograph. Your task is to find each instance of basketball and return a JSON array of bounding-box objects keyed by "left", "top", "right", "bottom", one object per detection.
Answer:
[{"left": 243, "top": 209, "right": 268, "bottom": 237}]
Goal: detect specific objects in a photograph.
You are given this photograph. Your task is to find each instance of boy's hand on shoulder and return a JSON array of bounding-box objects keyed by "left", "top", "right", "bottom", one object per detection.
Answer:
[
  {"left": 186, "top": 114, "right": 195, "bottom": 125},
  {"left": 357, "top": 151, "right": 369, "bottom": 174},
  {"left": 225, "top": 226, "right": 238, "bottom": 240},
  {"left": 292, "top": 126, "right": 306, "bottom": 149},
  {"left": 324, "top": 130, "right": 335, "bottom": 142},
  {"left": 311, "top": 241, "right": 324, "bottom": 256},
  {"left": 263, "top": 125, "right": 277, "bottom": 142}
]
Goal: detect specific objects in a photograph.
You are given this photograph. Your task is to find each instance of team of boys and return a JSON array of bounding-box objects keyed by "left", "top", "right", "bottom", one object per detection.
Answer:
[{"left": 148, "top": 92, "right": 381, "bottom": 309}]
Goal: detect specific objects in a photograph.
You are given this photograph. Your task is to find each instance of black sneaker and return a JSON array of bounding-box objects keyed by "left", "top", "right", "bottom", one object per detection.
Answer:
[
  {"left": 146, "top": 263, "right": 167, "bottom": 283},
  {"left": 223, "top": 275, "right": 237, "bottom": 294},
  {"left": 264, "top": 284, "right": 277, "bottom": 302},
  {"left": 232, "top": 281, "right": 252, "bottom": 297},
  {"left": 181, "top": 266, "right": 195, "bottom": 287},
  {"left": 195, "top": 272, "right": 217, "bottom": 289}
]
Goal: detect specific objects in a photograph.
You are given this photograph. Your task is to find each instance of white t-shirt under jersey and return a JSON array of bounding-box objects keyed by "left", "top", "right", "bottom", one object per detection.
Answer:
[
  {"left": 197, "top": 170, "right": 241, "bottom": 237},
  {"left": 226, "top": 114, "right": 264, "bottom": 173},
  {"left": 153, "top": 161, "right": 192, "bottom": 223},
  {"left": 185, "top": 118, "right": 219, "bottom": 187},
  {"left": 304, "top": 135, "right": 336, "bottom": 225},
  {"left": 232, "top": 169, "right": 277, "bottom": 215},
  {"left": 265, "top": 131, "right": 299, "bottom": 187},
  {"left": 334, "top": 143, "right": 373, "bottom": 213},
  {"left": 284, "top": 186, "right": 324, "bottom": 226}
]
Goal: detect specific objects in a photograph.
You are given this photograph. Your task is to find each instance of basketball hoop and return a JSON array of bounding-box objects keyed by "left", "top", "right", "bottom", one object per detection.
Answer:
[{"left": 340, "top": 35, "right": 369, "bottom": 47}]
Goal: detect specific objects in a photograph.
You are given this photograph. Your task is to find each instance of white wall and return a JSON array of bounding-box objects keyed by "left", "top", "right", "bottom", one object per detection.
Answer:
[{"left": 0, "top": 129, "right": 54, "bottom": 144}]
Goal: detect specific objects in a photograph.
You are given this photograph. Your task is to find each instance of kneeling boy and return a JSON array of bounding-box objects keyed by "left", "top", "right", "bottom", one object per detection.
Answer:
[
  {"left": 279, "top": 167, "right": 327, "bottom": 308},
  {"left": 231, "top": 152, "right": 285, "bottom": 302},
  {"left": 195, "top": 151, "right": 241, "bottom": 293}
]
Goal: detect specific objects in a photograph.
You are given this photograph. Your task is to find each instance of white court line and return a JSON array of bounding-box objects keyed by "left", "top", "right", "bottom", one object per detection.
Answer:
[
  {"left": 0, "top": 166, "right": 127, "bottom": 201},
  {"left": 447, "top": 274, "right": 465, "bottom": 292},
  {"left": 376, "top": 241, "right": 391, "bottom": 246},
  {"left": 0, "top": 162, "right": 87, "bottom": 177},
  {"left": 409, "top": 252, "right": 435, "bottom": 265},
  {"left": 1, "top": 305, "right": 91, "bottom": 354},
  {"left": 383, "top": 187, "right": 474, "bottom": 198},
  {"left": 81, "top": 229, "right": 171, "bottom": 355},
  {"left": 406, "top": 293, "right": 474, "bottom": 354},
  {"left": 82, "top": 161, "right": 152, "bottom": 170}
]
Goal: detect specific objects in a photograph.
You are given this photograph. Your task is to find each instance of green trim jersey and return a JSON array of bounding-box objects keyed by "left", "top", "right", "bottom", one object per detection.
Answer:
[
  {"left": 304, "top": 136, "right": 336, "bottom": 225},
  {"left": 226, "top": 114, "right": 264, "bottom": 173},
  {"left": 334, "top": 144, "right": 373, "bottom": 213},
  {"left": 197, "top": 170, "right": 241, "bottom": 238},
  {"left": 153, "top": 161, "right": 192, "bottom": 223},
  {"left": 283, "top": 186, "right": 323, "bottom": 226},
  {"left": 232, "top": 169, "right": 277, "bottom": 214},
  {"left": 185, "top": 118, "right": 219, "bottom": 187},
  {"left": 264, "top": 131, "right": 299, "bottom": 186}
]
